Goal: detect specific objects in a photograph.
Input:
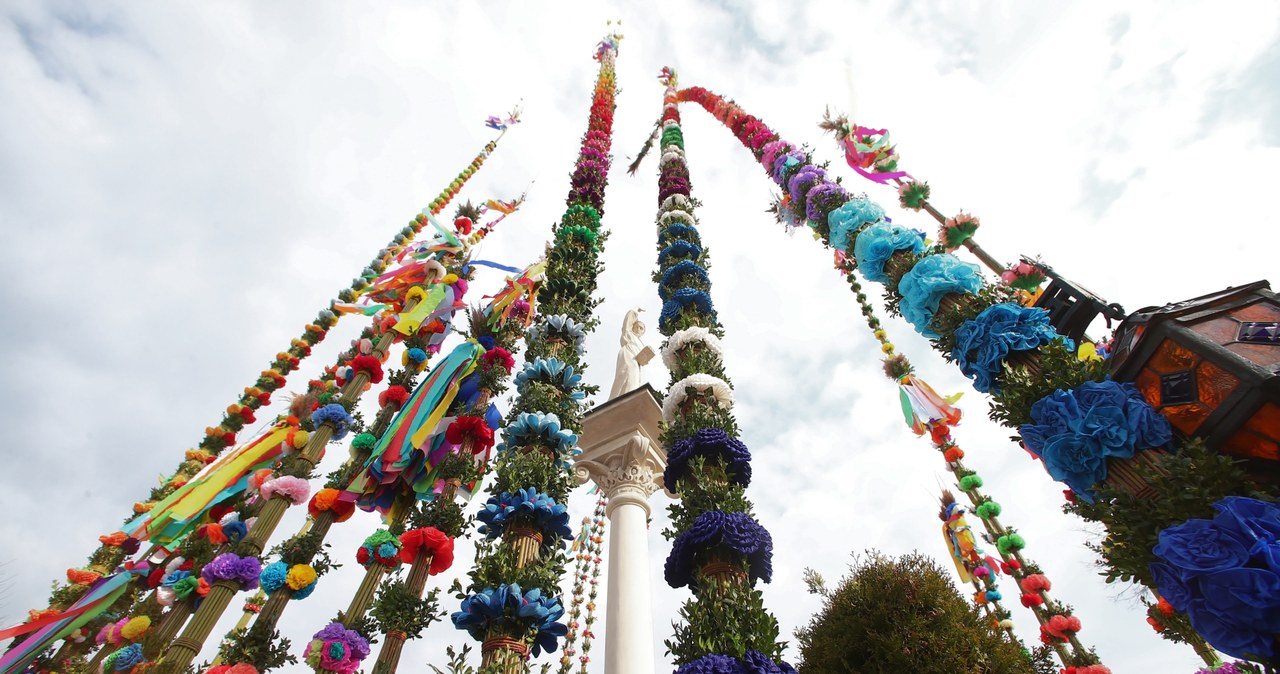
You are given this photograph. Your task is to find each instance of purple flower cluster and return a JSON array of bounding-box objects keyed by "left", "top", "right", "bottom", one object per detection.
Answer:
[
  {"left": 804, "top": 181, "right": 850, "bottom": 224},
  {"left": 666, "top": 511, "right": 773, "bottom": 589},
  {"left": 200, "top": 553, "right": 262, "bottom": 590},
  {"left": 1152, "top": 497, "right": 1280, "bottom": 661},
  {"left": 304, "top": 621, "right": 370, "bottom": 674},
  {"left": 675, "top": 650, "right": 798, "bottom": 674},
  {"left": 664, "top": 427, "right": 752, "bottom": 490}
]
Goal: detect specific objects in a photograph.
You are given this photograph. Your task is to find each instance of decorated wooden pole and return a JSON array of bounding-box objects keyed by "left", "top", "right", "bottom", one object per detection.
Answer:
[
  {"left": 557, "top": 497, "right": 606, "bottom": 674},
  {"left": 449, "top": 31, "right": 620, "bottom": 674},
  {"left": 645, "top": 66, "right": 795, "bottom": 672},
  {"left": 678, "top": 83, "right": 1280, "bottom": 665}
]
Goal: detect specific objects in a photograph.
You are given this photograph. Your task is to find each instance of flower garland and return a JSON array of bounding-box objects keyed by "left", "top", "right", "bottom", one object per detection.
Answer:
[
  {"left": 453, "top": 33, "right": 619, "bottom": 667},
  {"left": 558, "top": 496, "right": 607, "bottom": 674},
  {"left": 647, "top": 66, "right": 793, "bottom": 671}
]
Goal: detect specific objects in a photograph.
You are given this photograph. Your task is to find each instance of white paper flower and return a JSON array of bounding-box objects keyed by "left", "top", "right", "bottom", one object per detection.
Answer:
[
  {"left": 659, "top": 209, "right": 696, "bottom": 228},
  {"left": 661, "top": 194, "right": 692, "bottom": 211},
  {"left": 662, "top": 373, "right": 734, "bottom": 424},
  {"left": 660, "top": 327, "right": 724, "bottom": 371}
]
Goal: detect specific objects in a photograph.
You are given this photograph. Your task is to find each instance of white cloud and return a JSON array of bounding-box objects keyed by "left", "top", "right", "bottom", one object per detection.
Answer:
[{"left": 1, "top": 1, "right": 1277, "bottom": 672}]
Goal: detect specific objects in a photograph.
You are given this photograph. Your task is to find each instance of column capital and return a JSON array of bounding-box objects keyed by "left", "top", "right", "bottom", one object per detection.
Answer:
[{"left": 575, "top": 385, "right": 668, "bottom": 510}]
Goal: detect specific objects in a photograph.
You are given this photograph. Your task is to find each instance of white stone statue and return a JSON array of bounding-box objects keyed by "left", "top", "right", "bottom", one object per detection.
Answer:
[{"left": 608, "top": 308, "right": 656, "bottom": 400}]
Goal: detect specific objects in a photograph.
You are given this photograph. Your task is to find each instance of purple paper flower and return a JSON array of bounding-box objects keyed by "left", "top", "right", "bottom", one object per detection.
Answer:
[
  {"left": 666, "top": 511, "right": 772, "bottom": 589},
  {"left": 201, "top": 553, "right": 261, "bottom": 590}
]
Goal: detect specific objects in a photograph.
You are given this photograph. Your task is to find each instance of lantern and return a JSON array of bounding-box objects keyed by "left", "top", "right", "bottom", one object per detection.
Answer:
[
  {"left": 1109, "top": 280, "right": 1280, "bottom": 480},
  {"left": 1026, "top": 258, "right": 1128, "bottom": 343}
]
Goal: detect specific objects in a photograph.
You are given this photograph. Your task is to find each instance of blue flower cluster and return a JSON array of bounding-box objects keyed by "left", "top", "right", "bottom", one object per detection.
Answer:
[
  {"left": 476, "top": 487, "right": 572, "bottom": 544},
  {"left": 953, "top": 303, "right": 1062, "bottom": 393},
  {"left": 311, "top": 403, "right": 354, "bottom": 441},
  {"left": 1151, "top": 497, "right": 1280, "bottom": 660},
  {"left": 827, "top": 197, "right": 885, "bottom": 253},
  {"left": 498, "top": 412, "right": 579, "bottom": 467},
  {"left": 658, "top": 222, "right": 700, "bottom": 246},
  {"left": 514, "top": 358, "right": 584, "bottom": 400},
  {"left": 675, "top": 650, "right": 798, "bottom": 674},
  {"left": 451, "top": 583, "right": 568, "bottom": 656},
  {"left": 659, "top": 260, "right": 712, "bottom": 301},
  {"left": 660, "top": 288, "right": 717, "bottom": 334},
  {"left": 853, "top": 221, "right": 925, "bottom": 283},
  {"left": 526, "top": 315, "right": 587, "bottom": 355},
  {"left": 658, "top": 240, "right": 703, "bottom": 267},
  {"left": 897, "top": 254, "right": 983, "bottom": 338},
  {"left": 666, "top": 511, "right": 773, "bottom": 590},
  {"left": 1019, "top": 380, "right": 1173, "bottom": 501},
  {"left": 664, "top": 427, "right": 753, "bottom": 490}
]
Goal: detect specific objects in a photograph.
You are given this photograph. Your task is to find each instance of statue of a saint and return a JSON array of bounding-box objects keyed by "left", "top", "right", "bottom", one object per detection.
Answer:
[{"left": 609, "top": 308, "right": 655, "bottom": 400}]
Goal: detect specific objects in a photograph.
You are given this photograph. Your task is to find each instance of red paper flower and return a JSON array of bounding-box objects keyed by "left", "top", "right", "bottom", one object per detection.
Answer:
[
  {"left": 1021, "top": 592, "right": 1044, "bottom": 608},
  {"left": 481, "top": 347, "right": 516, "bottom": 373},
  {"left": 454, "top": 217, "right": 473, "bottom": 234},
  {"left": 378, "top": 385, "right": 410, "bottom": 409},
  {"left": 398, "top": 527, "right": 455, "bottom": 574},
  {"left": 350, "top": 355, "right": 384, "bottom": 384},
  {"left": 943, "top": 447, "right": 964, "bottom": 463},
  {"left": 445, "top": 416, "right": 494, "bottom": 454}
]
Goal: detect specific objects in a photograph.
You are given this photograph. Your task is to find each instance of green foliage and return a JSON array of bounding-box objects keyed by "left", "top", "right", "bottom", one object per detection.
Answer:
[
  {"left": 47, "top": 581, "right": 88, "bottom": 610},
  {"left": 276, "top": 453, "right": 318, "bottom": 480},
  {"left": 796, "top": 551, "right": 1036, "bottom": 674},
  {"left": 989, "top": 339, "right": 1107, "bottom": 430},
  {"left": 269, "top": 530, "right": 340, "bottom": 577},
  {"left": 508, "top": 380, "right": 581, "bottom": 431},
  {"left": 465, "top": 536, "right": 567, "bottom": 598},
  {"left": 370, "top": 579, "right": 443, "bottom": 638},
  {"left": 215, "top": 624, "right": 297, "bottom": 673},
  {"left": 428, "top": 644, "right": 477, "bottom": 674},
  {"left": 664, "top": 459, "right": 755, "bottom": 540},
  {"left": 491, "top": 449, "right": 574, "bottom": 504},
  {"left": 666, "top": 580, "right": 784, "bottom": 664},
  {"left": 667, "top": 343, "right": 729, "bottom": 386},
  {"left": 1064, "top": 439, "right": 1278, "bottom": 649},
  {"left": 659, "top": 396, "right": 740, "bottom": 448},
  {"left": 409, "top": 457, "right": 474, "bottom": 538}
]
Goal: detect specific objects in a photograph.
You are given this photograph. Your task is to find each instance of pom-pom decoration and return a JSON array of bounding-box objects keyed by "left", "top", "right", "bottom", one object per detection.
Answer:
[
  {"left": 259, "top": 475, "right": 310, "bottom": 505},
  {"left": 303, "top": 622, "right": 370, "bottom": 674},
  {"left": 308, "top": 487, "right": 355, "bottom": 523},
  {"left": 356, "top": 530, "right": 403, "bottom": 570},
  {"left": 310, "top": 404, "right": 354, "bottom": 441},
  {"left": 200, "top": 553, "right": 261, "bottom": 591},
  {"left": 445, "top": 416, "right": 495, "bottom": 454}
]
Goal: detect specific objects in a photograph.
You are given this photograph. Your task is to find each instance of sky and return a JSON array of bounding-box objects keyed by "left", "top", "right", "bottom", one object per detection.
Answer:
[{"left": 1, "top": 1, "right": 1278, "bottom": 673}]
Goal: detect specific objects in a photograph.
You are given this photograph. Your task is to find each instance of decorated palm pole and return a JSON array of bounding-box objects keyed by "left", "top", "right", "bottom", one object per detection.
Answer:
[
  {"left": 839, "top": 269, "right": 1105, "bottom": 669},
  {"left": 450, "top": 32, "right": 620, "bottom": 674},
  {"left": 650, "top": 67, "right": 794, "bottom": 673},
  {"left": 678, "top": 84, "right": 1280, "bottom": 665},
  {"left": 152, "top": 139, "right": 515, "bottom": 674},
  {"left": 556, "top": 496, "right": 607, "bottom": 674}
]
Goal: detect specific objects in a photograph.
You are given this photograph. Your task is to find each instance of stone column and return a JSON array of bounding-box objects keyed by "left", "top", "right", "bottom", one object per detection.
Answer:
[{"left": 574, "top": 385, "right": 666, "bottom": 674}]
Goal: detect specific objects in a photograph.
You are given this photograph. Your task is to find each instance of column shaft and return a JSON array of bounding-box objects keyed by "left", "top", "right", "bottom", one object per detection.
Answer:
[{"left": 603, "top": 498, "right": 653, "bottom": 674}]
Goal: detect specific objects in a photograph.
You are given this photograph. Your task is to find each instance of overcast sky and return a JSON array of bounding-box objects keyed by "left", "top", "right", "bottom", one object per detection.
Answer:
[{"left": 2, "top": 2, "right": 1278, "bottom": 672}]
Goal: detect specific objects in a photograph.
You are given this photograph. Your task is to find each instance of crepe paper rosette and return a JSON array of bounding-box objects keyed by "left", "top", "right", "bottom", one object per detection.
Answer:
[
  {"left": 661, "top": 373, "right": 734, "bottom": 424},
  {"left": 450, "top": 583, "right": 568, "bottom": 657},
  {"left": 356, "top": 530, "right": 403, "bottom": 570},
  {"left": 303, "top": 622, "right": 370, "bottom": 674},
  {"left": 398, "top": 527, "right": 455, "bottom": 574},
  {"left": 477, "top": 488, "right": 573, "bottom": 544},
  {"left": 660, "top": 326, "right": 724, "bottom": 372}
]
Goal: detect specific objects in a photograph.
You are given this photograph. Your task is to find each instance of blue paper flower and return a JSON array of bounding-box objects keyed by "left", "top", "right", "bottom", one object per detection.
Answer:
[
  {"left": 897, "top": 254, "right": 983, "bottom": 338},
  {"left": 658, "top": 222, "right": 701, "bottom": 246},
  {"left": 852, "top": 221, "right": 926, "bottom": 283},
  {"left": 826, "top": 197, "right": 885, "bottom": 253},
  {"left": 477, "top": 487, "right": 572, "bottom": 544},
  {"left": 952, "top": 304, "right": 1061, "bottom": 393},
  {"left": 1019, "top": 380, "right": 1173, "bottom": 500},
  {"left": 1152, "top": 499, "right": 1280, "bottom": 661},
  {"left": 676, "top": 654, "right": 742, "bottom": 674},
  {"left": 451, "top": 583, "right": 567, "bottom": 656},
  {"left": 259, "top": 561, "right": 288, "bottom": 594},
  {"left": 311, "top": 403, "right": 354, "bottom": 441},
  {"left": 499, "top": 412, "right": 579, "bottom": 467},
  {"left": 112, "top": 644, "right": 144, "bottom": 672},
  {"left": 666, "top": 511, "right": 773, "bottom": 590},
  {"left": 406, "top": 347, "right": 427, "bottom": 364},
  {"left": 658, "top": 240, "right": 703, "bottom": 267},
  {"left": 659, "top": 260, "right": 711, "bottom": 302},
  {"left": 514, "top": 358, "right": 584, "bottom": 399},
  {"left": 527, "top": 315, "right": 587, "bottom": 355},
  {"left": 660, "top": 288, "right": 716, "bottom": 333},
  {"left": 664, "top": 427, "right": 752, "bottom": 489}
]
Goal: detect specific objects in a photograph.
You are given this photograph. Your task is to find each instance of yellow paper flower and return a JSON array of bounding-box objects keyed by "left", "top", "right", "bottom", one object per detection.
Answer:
[
  {"left": 121, "top": 616, "right": 151, "bottom": 642},
  {"left": 291, "top": 430, "right": 310, "bottom": 449},
  {"left": 1077, "top": 342, "right": 1103, "bottom": 363},
  {"left": 286, "top": 564, "right": 317, "bottom": 591}
]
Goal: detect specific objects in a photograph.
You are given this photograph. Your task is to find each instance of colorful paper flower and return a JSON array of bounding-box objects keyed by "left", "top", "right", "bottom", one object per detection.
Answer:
[
  {"left": 852, "top": 221, "right": 926, "bottom": 284},
  {"left": 897, "top": 254, "right": 983, "bottom": 338},
  {"left": 450, "top": 583, "right": 567, "bottom": 656},
  {"left": 398, "top": 527, "right": 455, "bottom": 574},
  {"left": 477, "top": 488, "right": 572, "bottom": 544},
  {"left": 666, "top": 511, "right": 773, "bottom": 590},
  {"left": 303, "top": 622, "right": 370, "bottom": 674},
  {"left": 356, "top": 530, "right": 403, "bottom": 570},
  {"left": 952, "top": 303, "right": 1061, "bottom": 393},
  {"left": 664, "top": 427, "right": 752, "bottom": 489}
]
